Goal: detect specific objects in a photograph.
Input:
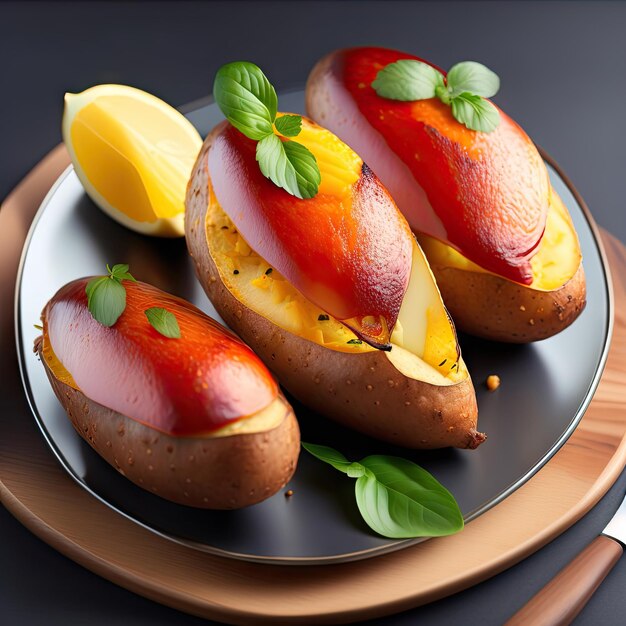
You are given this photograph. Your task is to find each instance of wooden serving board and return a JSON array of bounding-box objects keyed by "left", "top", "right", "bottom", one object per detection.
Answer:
[{"left": 1, "top": 146, "right": 626, "bottom": 625}]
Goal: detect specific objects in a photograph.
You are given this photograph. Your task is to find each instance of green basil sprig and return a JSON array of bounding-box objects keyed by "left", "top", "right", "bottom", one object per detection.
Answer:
[
  {"left": 85, "top": 264, "right": 136, "bottom": 327},
  {"left": 213, "top": 61, "right": 321, "bottom": 199},
  {"left": 274, "top": 114, "right": 302, "bottom": 137},
  {"left": 302, "top": 443, "right": 464, "bottom": 538},
  {"left": 213, "top": 62, "right": 277, "bottom": 140},
  {"left": 256, "top": 134, "right": 321, "bottom": 201},
  {"left": 372, "top": 59, "right": 501, "bottom": 133},
  {"left": 145, "top": 307, "right": 181, "bottom": 339},
  {"left": 85, "top": 265, "right": 181, "bottom": 340}
]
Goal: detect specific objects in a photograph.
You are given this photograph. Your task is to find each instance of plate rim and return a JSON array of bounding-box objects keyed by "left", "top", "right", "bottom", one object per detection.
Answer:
[{"left": 12, "top": 109, "right": 615, "bottom": 565}]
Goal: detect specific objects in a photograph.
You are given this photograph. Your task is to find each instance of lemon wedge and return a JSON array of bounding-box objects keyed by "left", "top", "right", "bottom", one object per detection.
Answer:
[{"left": 62, "top": 84, "right": 202, "bottom": 237}]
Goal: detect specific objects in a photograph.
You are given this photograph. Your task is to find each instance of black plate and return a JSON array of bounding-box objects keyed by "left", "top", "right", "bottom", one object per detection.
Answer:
[{"left": 16, "top": 91, "right": 612, "bottom": 564}]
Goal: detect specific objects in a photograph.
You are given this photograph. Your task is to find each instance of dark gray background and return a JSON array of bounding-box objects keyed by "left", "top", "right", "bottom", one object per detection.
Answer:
[{"left": 2, "top": 1, "right": 626, "bottom": 624}]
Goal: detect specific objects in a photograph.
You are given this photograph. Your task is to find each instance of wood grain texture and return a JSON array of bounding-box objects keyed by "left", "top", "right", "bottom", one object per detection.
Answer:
[
  {"left": 505, "top": 535, "right": 623, "bottom": 626},
  {"left": 1, "top": 147, "right": 626, "bottom": 625}
]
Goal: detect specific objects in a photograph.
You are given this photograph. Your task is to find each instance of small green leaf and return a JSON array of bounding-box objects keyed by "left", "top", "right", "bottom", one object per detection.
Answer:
[
  {"left": 214, "top": 61, "right": 321, "bottom": 198},
  {"left": 372, "top": 59, "right": 444, "bottom": 101},
  {"left": 145, "top": 307, "right": 181, "bottom": 339},
  {"left": 370, "top": 57, "right": 501, "bottom": 135},
  {"left": 346, "top": 462, "right": 367, "bottom": 478},
  {"left": 301, "top": 443, "right": 353, "bottom": 474},
  {"left": 213, "top": 61, "right": 277, "bottom": 140},
  {"left": 281, "top": 140, "right": 320, "bottom": 199},
  {"left": 446, "top": 61, "right": 500, "bottom": 98},
  {"left": 450, "top": 93, "right": 500, "bottom": 132},
  {"left": 275, "top": 114, "right": 302, "bottom": 137},
  {"left": 256, "top": 133, "right": 292, "bottom": 189},
  {"left": 256, "top": 134, "right": 320, "bottom": 199},
  {"left": 302, "top": 444, "right": 464, "bottom": 539},
  {"left": 85, "top": 276, "right": 106, "bottom": 305},
  {"left": 355, "top": 456, "right": 464, "bottom": 538},
  {"left": 86, "top": 277, "right": 127, "bottom": 327},
  {"left": 108, "top": 263, "right": 136, "bottom": 282}
]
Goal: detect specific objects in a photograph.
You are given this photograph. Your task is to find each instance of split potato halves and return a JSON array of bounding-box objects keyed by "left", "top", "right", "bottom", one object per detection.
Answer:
[{"left": 185, "top": 118, "right": 484, "bottom": 449}]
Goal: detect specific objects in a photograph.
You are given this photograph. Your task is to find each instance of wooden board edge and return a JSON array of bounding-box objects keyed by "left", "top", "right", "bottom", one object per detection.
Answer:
[{"left": 1, "top": 146, "right": 625, "bottom": 624}]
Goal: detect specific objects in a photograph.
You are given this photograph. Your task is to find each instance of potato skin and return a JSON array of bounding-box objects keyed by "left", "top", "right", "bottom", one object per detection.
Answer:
[
  {"left": 427, "top": 262, "right": 586, "bottom": 343},
  {"left": 185, "top": 139, "right": 483, "bottom": 450},
  {"left": 38, "top": 340, "right": 300, "bottom": 509}
]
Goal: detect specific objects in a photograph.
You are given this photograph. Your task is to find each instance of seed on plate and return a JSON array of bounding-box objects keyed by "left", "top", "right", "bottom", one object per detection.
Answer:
[{"left": 486, "top": 375, "right": 501, "bottom": 391}]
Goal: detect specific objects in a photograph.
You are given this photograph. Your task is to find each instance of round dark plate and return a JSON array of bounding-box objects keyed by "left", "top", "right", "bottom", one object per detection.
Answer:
[{"left": 16, "top": 91, "right": 612, "bottom": 564}]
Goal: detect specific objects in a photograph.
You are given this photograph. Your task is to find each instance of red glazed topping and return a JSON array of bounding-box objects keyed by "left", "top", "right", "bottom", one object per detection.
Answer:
[
  {"left": 207, "top": 121, "right": 413, "bottom": 349},
  {"left": 335, "top": 47, "right": 550, "bottom": 284},
  {"left": 43, "top": 278, "right": 278, "bottom": 436}
]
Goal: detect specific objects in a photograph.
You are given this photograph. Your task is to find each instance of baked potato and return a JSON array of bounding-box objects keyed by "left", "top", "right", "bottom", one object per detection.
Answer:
[
  {"left": 306, "top": 47, "right": 586, "bottom": 342},
  {"left": 36, "top": 277, "right": 299, "bottom": 508},
  {"left": 185, "top": 117, "right": 484, "bottom": 449}
]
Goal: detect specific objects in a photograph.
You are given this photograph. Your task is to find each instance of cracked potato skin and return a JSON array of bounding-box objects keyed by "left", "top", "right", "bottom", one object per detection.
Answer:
[
  {"left": 38, "top": 340, "right": 300, "bottom": 509},
  {"left": 427, "top": 263, "right": 586, "bottom": 343},
  {"left": 185, "top": 137, "right": 483, "bottom": 450}
]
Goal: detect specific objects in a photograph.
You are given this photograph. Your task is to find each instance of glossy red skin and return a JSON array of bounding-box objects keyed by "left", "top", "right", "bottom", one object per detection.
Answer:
[
  {"left": 43, "top": 278, "right": 278, "bottom": 436},
  {"left": 207, "top": 121, "right": 413, "bottom": 349},
  {"left": 328, "top": 47, "right": 550, "bottom": 284}
]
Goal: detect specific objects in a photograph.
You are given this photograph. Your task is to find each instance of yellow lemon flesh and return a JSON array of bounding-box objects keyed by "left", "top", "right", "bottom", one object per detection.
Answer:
[{"left": 63, "top": 84, "right": 202, "bottom": 237}]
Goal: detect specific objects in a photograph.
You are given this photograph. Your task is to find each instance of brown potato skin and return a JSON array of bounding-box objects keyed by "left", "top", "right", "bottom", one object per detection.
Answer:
[
  {"left": 38, "top": 340, "right": 300, "bottom": 509},
  {"left": 185, "top": 138, "right": 483, "bottom": 450},
  {"left": 426, "top": 261, "right": 586, "bottom": 343}
]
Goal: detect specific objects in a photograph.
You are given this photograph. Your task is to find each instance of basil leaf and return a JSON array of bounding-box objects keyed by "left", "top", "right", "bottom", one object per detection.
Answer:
[
  {"left": 446, "top": 61, "right": 500, "bottom": 98},
  {"left": 213, "top": 61, "right": 277, "bottom": 140},
  {"left": 85, "top": 276, "right": 107, "bottom": 306},
  {"left": 281, "top": 140, "right": 320, "bottom": 198},
  {"left": 301, "top": 443, "right": 353, "bottom": 473},
  {"left": 302, "top": 444, "right": 464, "bottom": 539},
  {"left": 450, "top": 93, "right": 500, "bottom": 133},
  {"left": 372, "top": 59, "right": 444, "bottom": 101},
  {"left": 346, "top": 463, "right": 367, "bottom": 478},
  {"left": 86, "top": 277, "right": 126, "bottom": 327},
  {"left": 213, "top": 61, "right": 321, "bottom": 197},
  {"left": 256, "top": 133, "right": 293, "bottom": 191},
  {"left": 370, "top": 57, "right": 501, "bottom": 135},
  {"left": 274, "top": 114, "right": 302, "bottom": 137},
  {"left": 145, "top": 307, "right": 181, "bottom": 339},
  {"left": 256, "top": 134, "right": 320, "bottom": 199},
  {"left": 356, "top": 456, "right": 464, "bottom": 538},
  {"left": 108, "top": 263, "right": 136, "bottom": 282}
]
